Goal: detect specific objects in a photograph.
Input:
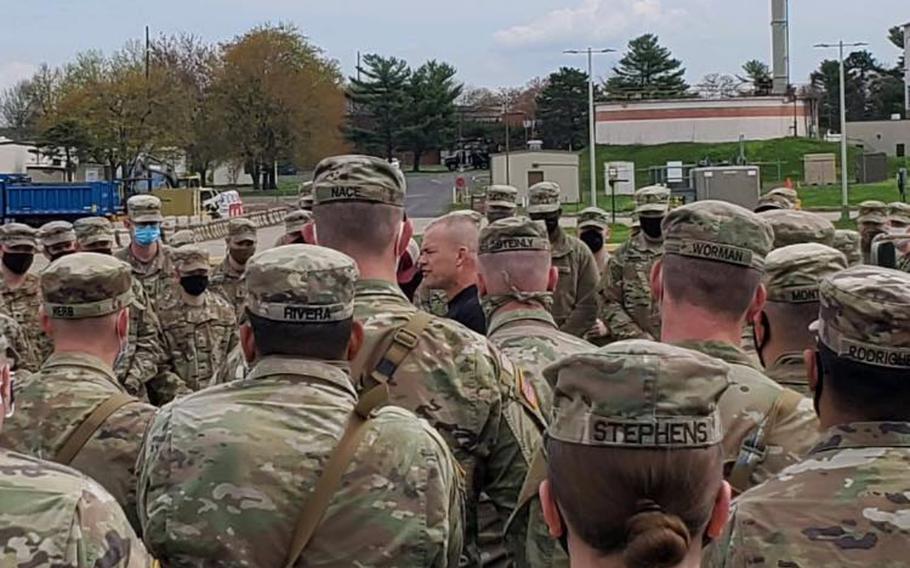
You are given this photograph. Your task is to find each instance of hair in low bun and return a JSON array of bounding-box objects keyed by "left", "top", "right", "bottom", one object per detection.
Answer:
[{"left": 623, "top": 504, "right": 691, "bottom": 568}]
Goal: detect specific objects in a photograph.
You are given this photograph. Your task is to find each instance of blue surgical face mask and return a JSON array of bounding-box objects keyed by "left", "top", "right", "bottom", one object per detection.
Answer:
[{"left": 133, "top": 224, "right": 161, "bottom": 247}]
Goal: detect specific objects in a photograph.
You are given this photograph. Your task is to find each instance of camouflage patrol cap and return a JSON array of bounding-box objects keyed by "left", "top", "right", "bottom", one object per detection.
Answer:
[
  {"left": 313, "top": 155, "right": 406, "bottom": 207},
  {"left": 755, "top": 193, "right": 793, "bottom": 212},
  {"left": 486, "top": 185, "right": 519, "bottom": 209},
  {"left": 169, "top": 229, "right": 197, "bottom": 248},
  {"left": 833, "top": 229, "right": 862, "bottom": 265},
  {"left": 857, "top": 200, "right": 888, "bottom": 225},
  {"left": 298, "top": 181, "right": 314, "bottom": 210},
  {"left": 764, "top": 243, "right": 847, "bottom": 304},
  {"left": 758, "top": 209, "right": 836, "bottom": 249},
  {"left": 662, "top": 200, "right": 774, "bottom": 270},
  {"left": 479, "top": 216, "right": 550, "bottom": 255},
  {"left": 577, "top": 207, "right": 610, "bottom": 230},
  {"left": 245, "top": 244, "right": 359, "bottom": 324},
  {"left": 527, "top": 182, "right": 561, "bottom": 214},
  {"left": 767, "top": 187, "right": 799, "bottom": 206},
  {"left": 813, "top": 266, "right": 910, "bottom": 369},
  {"left": 41, "top": 252, "right": 132, "bottom": 319},
  {"left": 227, "top": 218, "right": 257, "bottom": 245},
  {"left": 126, "top": 194, "right": 164, "bottom": 223},
  {"left": 73, "top": 217, "right": 114, "bottom": 247},
  {"left": 284, "top": 209, "right": 313, "bottom": 235},
  {"left": 888, "top": 202, "right": 910, "bottom": 226},
  {"left": 543, "top": 340, "right": 730, "bottom": 448},
  {"left": 38, "top": 221, "right": 76, "bottom": 247},
  {"left": 446, "top": 209, "right": 486, "bottom": 228},
  {"left": 634, "top": 185, "right": 670, "bottom": 217},
  {"left": 2, "top": 223, "right": 38, "bottom": 251},
  {"left": 171, "top": 245, "right": 210, "bottom": 275}
]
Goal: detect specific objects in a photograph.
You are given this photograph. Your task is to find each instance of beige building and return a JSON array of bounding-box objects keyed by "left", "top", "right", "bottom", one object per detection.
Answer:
[
  {"left": 846, "top": 119, "right": 910, "bottom": 158},
  {"left": 490, "top": 150, "right": 580, "bottom": 206}
]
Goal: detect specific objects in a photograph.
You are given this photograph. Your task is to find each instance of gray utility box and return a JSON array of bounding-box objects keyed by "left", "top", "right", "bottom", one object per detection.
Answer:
[{"left": 691, "top": 166, "right": 761, "bottom": 210}]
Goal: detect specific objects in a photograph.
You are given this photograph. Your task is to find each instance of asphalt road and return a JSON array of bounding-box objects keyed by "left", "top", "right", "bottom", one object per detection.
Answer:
[{"left": 404, "top": 172, "right": 457, "bottom": 218}]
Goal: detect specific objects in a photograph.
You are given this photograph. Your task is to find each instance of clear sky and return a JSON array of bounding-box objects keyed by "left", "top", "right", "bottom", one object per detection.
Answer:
[{"left": 1, "top": 0, "right": 906, "bottom": 92}]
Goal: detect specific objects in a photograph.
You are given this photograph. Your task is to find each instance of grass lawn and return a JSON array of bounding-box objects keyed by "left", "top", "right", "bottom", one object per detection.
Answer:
[{"left": 796, "top": 180, "right": 905, "bottom": 210}]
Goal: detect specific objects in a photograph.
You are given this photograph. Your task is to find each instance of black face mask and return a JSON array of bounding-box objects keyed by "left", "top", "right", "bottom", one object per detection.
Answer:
[
  {"left": 288, "top": 235, "right": 306, "bottom": 245},
  {"left": 49, "top": 249, "right": 76, "bottom": 262},
  {"left": 180, "top": 274, "right": 209, "bottom": 296},
  {"left": 640, "top": 217, "right": 663, "bottom": 240},
  {"left": 579, "top": 230, "right": 604, "bottom": 253},
  {"left": 813, "top": 351, "right": 824, "bottom": 418},
  {"left": 2, "top": 253, "right": 34, "bottom": 275}
]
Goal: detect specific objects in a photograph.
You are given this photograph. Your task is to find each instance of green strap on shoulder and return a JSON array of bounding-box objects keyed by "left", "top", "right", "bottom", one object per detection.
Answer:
[
  {"left": 55, "top": 392, "right": 135, "bottom": 465},
  {"left": 283, "top": 384, "right": 389, "bottom": 568}
]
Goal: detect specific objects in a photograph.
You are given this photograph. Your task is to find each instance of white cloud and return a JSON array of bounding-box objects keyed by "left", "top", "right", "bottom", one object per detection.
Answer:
[
  {"left": 0, "top": 61, "right": 38, "bottom": 91},
  {"left": 493, "top": 0, "right": 687, "bottom": 49}
]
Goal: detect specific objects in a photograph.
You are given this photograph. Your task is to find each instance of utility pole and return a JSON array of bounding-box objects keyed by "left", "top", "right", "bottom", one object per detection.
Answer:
[
  {"left": 814, "top": 40, "right": 867, "bottom": 221},
  {"left": 565, "top": 48, "right": 615, "bottom": 207}
]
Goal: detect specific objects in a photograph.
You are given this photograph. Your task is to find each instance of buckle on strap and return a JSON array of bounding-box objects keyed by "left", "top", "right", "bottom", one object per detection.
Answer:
[{"left": 393, "top": 327, "right": 420, "bottom": 349}]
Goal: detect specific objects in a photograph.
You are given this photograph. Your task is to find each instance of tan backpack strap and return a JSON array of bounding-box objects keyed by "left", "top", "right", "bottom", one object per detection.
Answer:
[
  {"left": 55, "top": 392, "right": 135, "bottom": 465},
  {"left": 515, "top": 446, "right": 548, "bottom": 512},
  {"left": 728, "top": 389, "right": 803, "bottom": 494},
  {"left": 283, "top": 384, "right": 389, "bottom": 568},
  {"left": 350, "top": 311, "right": 433, "bottom": 387}
]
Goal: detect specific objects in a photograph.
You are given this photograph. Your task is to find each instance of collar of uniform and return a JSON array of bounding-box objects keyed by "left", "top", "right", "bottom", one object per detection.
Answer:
[
  {"left": 245, "top": 355, "right": 357, "bottom": 397},
  {"left": 634, "top": 231, "right": 664, "bottom": 252},
  {"left": 183, "top": 292, "right": 218, "bottom": 322},
  {"left": 41, "top": 352, "right": 121, "bottom": 388},
  {"left": 0, "top": 272, "right": 39, "bottom": 294},
  {"left": 220, "top": 255, "right": 244, "bottom": 278},
  {"left": 116, "top": 244, "right": 172, "bottom": 276},
  {"left": 809, "top": 422, "right": 910, "bottom": 455},
  {"left": 488, "top": 306, "right": 557, "bottom": 336},
  {"left": 672, "top": 340, "right": 759, "bottom": 369},
  {"left": 354, "top": 279, "right": 409, "bottom": 301}
]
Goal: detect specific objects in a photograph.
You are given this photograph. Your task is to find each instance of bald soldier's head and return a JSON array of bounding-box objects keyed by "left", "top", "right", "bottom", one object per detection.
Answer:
[
  {"left": 476, "top": 217, "right": 556, "bottom": 304},
  {"left": 420, "top": 213, "right": 481, "bottom": 300}
]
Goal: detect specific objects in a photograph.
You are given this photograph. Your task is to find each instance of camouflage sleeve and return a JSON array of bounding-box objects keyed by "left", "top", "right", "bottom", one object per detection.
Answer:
[
  {"left": 558, "top": 245, "right": 600, "bottom": 338},
  {"left": 755, "top": 393, "right": 820, "bottom": 485},
  {"left": 6, "top": 317, "right": 39, "bottom": 372},
  {"left": 75, "top": 477, "right": 153, "bottom": 567},
  {"left": 146, "top": 332, "right": 192, "bottom": 406},
  {"left": 116, "top": 288, "right": 163, "bottom": 400},
  {"left": 136, "top": 405, "right": 174, "bottom": 561},
  {"left": 597, "top": 250, "right": 649, "bottom": 341}
]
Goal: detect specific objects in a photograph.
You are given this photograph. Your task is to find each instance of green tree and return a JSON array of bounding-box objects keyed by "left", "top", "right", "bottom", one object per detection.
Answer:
[
  {"left": 536, "top": 67, "right": 589, "bottom": 150},
  {"left": 605, "top": 34, "right": 689, "bottom": 99},
  {"left": 347, "top": 54, "right": 411, "bottom": 159},
  {"left": 36, "top": 119, "right": 92, "bottom": 181},
  {"left": 810, "top": 58, "right": 864, "bottom": 133},
  {"left": 401, "top": 60, "right": 462, "bottom": 171},
  {"left": 0, "top": 80, "right": 38, "bottom": 139},
  {"left": 741, "top": 60, "right": 772, "bottom": 95}
]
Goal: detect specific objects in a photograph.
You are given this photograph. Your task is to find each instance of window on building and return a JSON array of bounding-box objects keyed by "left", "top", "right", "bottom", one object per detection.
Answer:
[
  {"left": 528, "top": 171, "right": 544, "bottom": 186},
  {"left": 898, "top": 144, "right": 906, "bottom": 158}
]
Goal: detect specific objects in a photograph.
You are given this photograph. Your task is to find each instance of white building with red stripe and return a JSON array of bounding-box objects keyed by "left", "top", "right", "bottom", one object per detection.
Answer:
[{"left": 594, "top": 97, "right": 817, "bottom": 145}]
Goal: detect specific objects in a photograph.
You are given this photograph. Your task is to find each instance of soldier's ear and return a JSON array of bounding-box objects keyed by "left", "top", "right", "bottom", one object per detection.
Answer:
[
  {"left": 240, "top": 323, "right": 257, "bottom": 364},
  {"left": 116, "top": 308, "right": 130, "bottom": 342},
  {"left": 39, "top": 307, "right": 54, "bottom": 338},
  {"left": 706, "top": 480, "right": 732, "bottom": 538},
  {"left": 303, "top": 222, "right": 317, "bottom": 245},
  {"left": 396, "top": 217, "right": 414, "bottom": 258},
  {"left": 346, "top": 320, "right": 364, "bottom": 362},
  {"left": 649, "top": 259, "right": 664, "bottom": 302},
  {"left": 538, "top": 479, "right": 564, "bottom": 539},
  {"left": 547, "top": 266, "right": 559, "bottom": 293},
  {"left": 745, "top": 283, "right": 768, "bottom": 325}
]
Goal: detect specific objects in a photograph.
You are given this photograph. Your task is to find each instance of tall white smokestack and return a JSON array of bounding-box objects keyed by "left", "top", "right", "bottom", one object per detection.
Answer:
[{"left": 771, "top": 0, "right": 790, "bottom": 96}]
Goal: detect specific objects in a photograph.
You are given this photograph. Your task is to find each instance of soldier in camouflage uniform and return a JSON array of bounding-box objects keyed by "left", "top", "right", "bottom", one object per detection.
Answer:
[
  {"left": 486, "top": 184, "right": 519, "bottom": 223},
  {"left": 754, "top": 192, "right": 794, "bottom": 213},
  {"left": 753, "top": 243, "right": 847, "bottom": 395},
  {"left": 0, "top": 253, "right": 157, "bottom": 533},
  {"left": 0, "top": 223, "right": 52, "bottom": 366},
  {"left": 596, "top": 185, "right": 668, "bottom": 342},
  {"left": 156, "top": 245, "right": 237, "bottom": 391},
  {"left": 168, "top": 229, "right": 197, "bottom": 248},
  {"left": 0, "top": 333, "right": 151, "bottom": 567},
  {"left": 766, "top": 186, "right": 800, "bottom": 208},
  {"left": 888, "top": 201, "right": 910, "bottom": 230},
  {"left": 833, "top": 229, "right": 862, "bottom": 266},
  {"left": 138, "top": 244, "right": 464, "bottom": 567},
  {"left": 298, "top": 179, "right": 314, "bottom": 211},
  {"left": 74, "top": 216, "right": 179, "bottom": 404},
  {"left": 527, "top": 181, "right": 599, "bottom": 338},
  {"left": 577, "top": 206, "right": 612, "bottom": 275},
  {"left": 710, "top": 266, "right": 910, "bottom": 567},
  {"left": 38, "top": 220, "right": 78, "bottom": 262},
  {"left": 856, "top": 200, "right": 889, "bottom": 264},
  {"left": 654, "top": 200, "right": 820, "bottom": 493},
  {"left": 210, "top": 217, "right": 257, "bottom": 320},
  {"left": 311, "top": 155, "right": 547, "bottom": 565},
  {"left": 758, "top": 209, "right": 835, "bottom": 249},
  {"left": 0, "top": 310, "right": 36, "bottom": 372},
  {"left": 539, "top": 340, "right": 732, "bottom": 567},
  {"left": 274, "top": 209, "right": 312, "bottom": 247},
  {"left": 115, "top": 194, "right": 178, "bottom": 313}
]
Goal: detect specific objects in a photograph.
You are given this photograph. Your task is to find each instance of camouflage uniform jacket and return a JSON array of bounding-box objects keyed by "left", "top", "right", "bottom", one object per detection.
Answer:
[
  {"left": 114, "top": 278, "right": 170, "bottom": 402},
  {"left": 157, "top": 291, "right": 238, "bottom": 391},
  {"left": 709, "top": 422, "right": 910, "bottom": 567},
  {"left": 114, "top": 244, "right": 177, "bottom": 313},
  {"left": 765, "top": 351, "right": 810, "bottom": 397},
  {"left": 898, "top": 251, "right": 910, "bottom": 273},
  {"left": 672, "top": 340, "right": 820, "bottom": 491},
  {"left": 597, "top": 232, "right": 663, "bottom": 341},
  {"left": 549, "top": 227, "right": 599, "bottom": 338},
  {"left": 209, "top": 342, "right": 248, "bottom": 387},
  {"left": 138, "top": 355, "right": 464, "bottom": 567},
  {"left": 210, "top": 255, "right": 247, "bottom": 320},
  {"left": 0, "top": 448, "right": 151, "bottom": 567},
  {"left": 0, "top": 273, "right": 52, "bottom": 366},
  {"left": 0, "top": 352, "right": 156, "bottom": 532},
  {"left": 413, "top": 280, "right": 448, "bottom": 317},
  {"left": 487, "top": 305, "right": 593, "bottom": 417},
  {"left": 0, "top": 311, "right": 37, "bottom": 372},
  {"left": 354, "top": 279, "right": 545, "bottom": 564}
]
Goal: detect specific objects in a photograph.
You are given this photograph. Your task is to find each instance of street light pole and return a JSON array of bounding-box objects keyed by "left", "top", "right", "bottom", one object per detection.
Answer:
[
  {"left": 814, "top": 40, "right": 867, "bottom": 221},
  {"left": 565, "top": 47, "right": 615, "bottom": 207}
]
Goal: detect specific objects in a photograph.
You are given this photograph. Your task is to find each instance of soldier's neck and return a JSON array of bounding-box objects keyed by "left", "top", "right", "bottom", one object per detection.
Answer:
[
  {"left": 227, "top": 254, "right": 246, "bottom": 272},
  {"left": 1, "top": 268, "right": 26, "bottom": 288},
  {"left": 130, "top": 242, "right": 159, "bottom": 263},
  {"left": 181, "top": 290, "right": 206, "bottom": 307},
  {"left": 352, "top": 256, "right": 398, "bottom": 283},
  {"left": 660, "top": 304, "right": 743, "bottom": 347},
  {"left": 53, "top": 344, "right": 118, "bottom": 370}
]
